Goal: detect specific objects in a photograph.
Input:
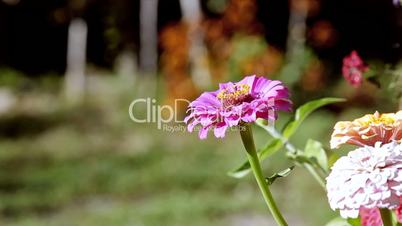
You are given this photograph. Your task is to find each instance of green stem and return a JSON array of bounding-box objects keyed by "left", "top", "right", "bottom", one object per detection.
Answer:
[
  {"left": 303, "top": 163, "right": 326, "bottom": 189},
  {"left": 240, "top": 124, "right": 288, "bottom": 226},
  {"left": 379, "top": 209, "right": 393, "bottom": 226}
]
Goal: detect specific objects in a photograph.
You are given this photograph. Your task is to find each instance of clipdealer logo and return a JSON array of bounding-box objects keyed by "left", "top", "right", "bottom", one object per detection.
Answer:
[
  {"left": 128, "top": 97, "right": 278, "bottom": 133},
  {"left": 128, "top": 98, "right": 190, "bottom": 131}
]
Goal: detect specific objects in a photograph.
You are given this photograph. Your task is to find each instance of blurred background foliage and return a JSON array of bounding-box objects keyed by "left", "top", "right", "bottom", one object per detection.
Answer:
[{"left": 0, "top": 0, "right": 401, "bottom": 225}]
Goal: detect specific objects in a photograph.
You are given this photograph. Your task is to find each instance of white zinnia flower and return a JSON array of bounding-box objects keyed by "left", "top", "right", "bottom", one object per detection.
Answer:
[{"left": 326, "top": 141, "right": 402, "bottom": 218}]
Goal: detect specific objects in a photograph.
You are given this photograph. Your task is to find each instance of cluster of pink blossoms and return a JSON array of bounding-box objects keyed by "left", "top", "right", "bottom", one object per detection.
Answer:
[
  {"left": 342, "top": 51, "right": 368, "bottom": 87},
  {"left": 327, "top": 111, "right": 402, "bottom": 225}
]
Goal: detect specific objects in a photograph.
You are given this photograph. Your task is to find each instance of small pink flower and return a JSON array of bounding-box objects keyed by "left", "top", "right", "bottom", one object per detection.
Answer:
[
  {"left": 184, "top": 75, "right": 292, "bottom": 139},
  {"left": 360, "top": 207, "right": 382, "bottom": 226},
  {"left": 359, "top": 197, "right": 402, "bottom": 226},
  {"left": 342, "top": 51, "right": 368, "bottom": 87},
  {"left": 396, "top": 196, "right": 402, "bottom": 222}
]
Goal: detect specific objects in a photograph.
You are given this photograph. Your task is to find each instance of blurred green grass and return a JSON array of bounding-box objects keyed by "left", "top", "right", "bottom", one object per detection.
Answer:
[{"left": 0, "top": 74, "right": 380, "bottom": 226}]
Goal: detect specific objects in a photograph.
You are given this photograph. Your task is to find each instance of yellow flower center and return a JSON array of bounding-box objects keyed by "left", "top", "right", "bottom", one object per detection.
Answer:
[
  {"left": 359, "top": 112, "right": 396, "bottom": 126},
  {"left": 217, "top": 84, "right": 250, "bottom": 106}
]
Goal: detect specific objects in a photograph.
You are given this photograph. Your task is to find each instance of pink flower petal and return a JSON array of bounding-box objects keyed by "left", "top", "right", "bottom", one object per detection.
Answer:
[{"left": 185, "top": 75, "right": 291, "bottom": 139}]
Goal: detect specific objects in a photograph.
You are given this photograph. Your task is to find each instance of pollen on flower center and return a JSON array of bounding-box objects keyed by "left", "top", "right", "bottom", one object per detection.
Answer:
[
  {"left": 360, "top": 112, "right": 395, "bottom": 126},
  {"left": 217, "top": 84, "right": 251, "bottom": 106},
  {"left": 368, "top": 116, "right": 394, "bottom": 125}
]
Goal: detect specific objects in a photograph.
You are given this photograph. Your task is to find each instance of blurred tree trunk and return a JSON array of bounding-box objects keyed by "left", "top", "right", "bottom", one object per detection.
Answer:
[
  {"left": 179, "top": 0, "right": 210, "bottom": 89},
  {"left": 64, "top": 18, "right": 88, "bottom": 104},
  {"left": 139, "top": 0, "right": 158, "bottom": 74},
  {"left": 280, "top": 0, "right": 308, "bottom": 86},
  {"left": 115, "top": 50, "right": 137, "bottom": 82}
]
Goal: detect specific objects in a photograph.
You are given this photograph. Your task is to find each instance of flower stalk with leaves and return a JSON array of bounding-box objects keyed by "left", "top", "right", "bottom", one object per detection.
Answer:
[
  {"left": 185, "top": 75, "right": 349, "bottom": 225},
  {"left": 240, "top": 124, "right": 288, "bottom": 226},
  {"left": 185, "top": 75, "right": 291, "bottom": 226}
]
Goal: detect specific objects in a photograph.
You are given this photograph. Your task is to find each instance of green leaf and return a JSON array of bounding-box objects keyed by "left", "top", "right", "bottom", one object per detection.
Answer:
[
  {"left": 259, "top": 138, "right": 284, "bottom": 160},
  {"left": 282, "top": 98, "right": 346, "bottom": 138},
  {"left": 393, "top": 211, "right": 402, "bottom": 226},
  {"left": 304, "top": 139, "right": 328, "bottom": 172},
  {"left": 328, "top": 153, "right": 341, "bottom": 168},
  {"left": 227, "top": 162, "right": 252, "bottom": 178},
  {"left": 325, "top": 217, "right": 352, "bottom": 226},
  {"left": 265, "top": 166, "right": 294, "bottom": 185},
  {"left": 346, "top": 218, "right": 361, "bottom": 226},
  {"left": 325, "top": 217, "right": 360, "bottom": 226},
  {"left": 288, "top": 154, "right": 310, "bottom": 165},
  {"left": 228, "top": 138, "right": 283, "bottom": 178},
  {"left": 228, "top": 97, "right": 345, "bottom": 178}
]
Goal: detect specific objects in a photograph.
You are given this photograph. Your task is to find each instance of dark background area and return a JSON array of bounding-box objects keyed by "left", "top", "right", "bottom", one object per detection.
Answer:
[{"left": 0, "top": 0, "right": 400, "bottom": 75}]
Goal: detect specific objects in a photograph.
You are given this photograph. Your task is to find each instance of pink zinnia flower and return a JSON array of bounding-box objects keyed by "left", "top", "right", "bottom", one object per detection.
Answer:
[
  {"left": 360, "top": 207, "right": 383, "bottom": 226},
  {"left": 326, "top": 142, "right": 402, "bottom": 219},
  {"left": 359, "top": 197, "right": 402, "bottom": 226},
  {"left": 397, "top": 199, "right": 402, "bottom": 222},
  {"left": 342, "top": 50, "right": 368, "bottom": 87},
  {"left": 184, "top": 75, "right": 292, "bottom": 139}
]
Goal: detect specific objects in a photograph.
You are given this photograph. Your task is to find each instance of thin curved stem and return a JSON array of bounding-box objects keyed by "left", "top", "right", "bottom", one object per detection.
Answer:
[
  {"left": 303, "top": 163, "right": 326, "bottom": 189},
  {"left": 240, "top": 125, "right": 288, "bottom": 226}
]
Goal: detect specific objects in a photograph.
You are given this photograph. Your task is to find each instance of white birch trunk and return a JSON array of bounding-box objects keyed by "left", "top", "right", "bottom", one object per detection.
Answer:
[
  {"left": 64, "top": 18, "right": 87, "bottom": 103},
  {"left": 115, "top": 49, "right": 137, "bottom": 83},
  {"left": 139, "top": 0, "right": 158, "bottom": 74},
  {"left": 286, "top": 5, "right": 308, "bottom": 59},
  {"left": 179, "top": 0, "right": 210, "bottom": 89},
  {"left": 279, "top": 2, "right": 308, "bottom": 86}
]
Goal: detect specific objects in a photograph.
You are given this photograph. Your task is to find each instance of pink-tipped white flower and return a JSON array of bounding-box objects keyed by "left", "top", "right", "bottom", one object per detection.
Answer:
[
  {"left": 326, "top": 142, "right": 402, "bottom": 219},
  {"left": 330, "top": 111, "right": 402, "bottom": 149}
]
